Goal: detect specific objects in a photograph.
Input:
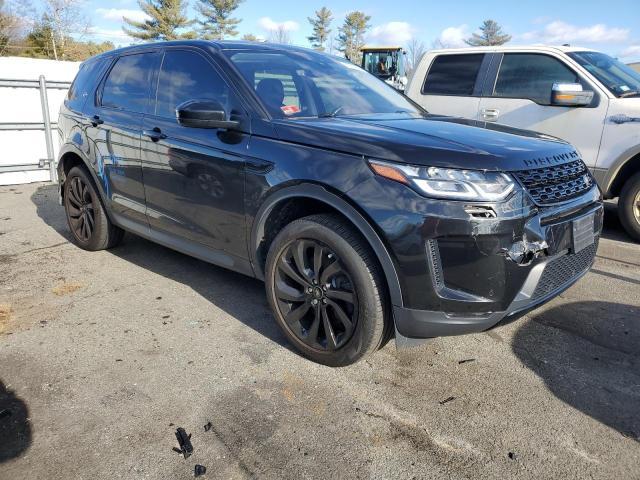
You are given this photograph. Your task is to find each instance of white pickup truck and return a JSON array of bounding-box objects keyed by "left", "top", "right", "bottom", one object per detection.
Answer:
[{"left": 406, "top": 45, "right": 640, "bottom": 241}]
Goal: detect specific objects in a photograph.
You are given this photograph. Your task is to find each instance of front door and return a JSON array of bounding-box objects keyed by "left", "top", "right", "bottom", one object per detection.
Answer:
[
  {"left": 477, "top": 52, "right": 608, "bottom": 168},
  {"left": 85, "top": 51, "right": 161, "bottom": 226},
  {"left": 140, "top": 48, "right": 249, "bottom": 259}
]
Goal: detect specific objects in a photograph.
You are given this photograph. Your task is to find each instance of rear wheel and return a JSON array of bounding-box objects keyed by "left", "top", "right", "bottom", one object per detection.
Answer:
[
  {"left": 618, "top": 172, "right": 640, "bottom": 242},
  {"left": 64, "top": 166, "right": 123, "bottom": 250},
  {"left": 265, "top": 214, "right": 388, "bottom": 366}
]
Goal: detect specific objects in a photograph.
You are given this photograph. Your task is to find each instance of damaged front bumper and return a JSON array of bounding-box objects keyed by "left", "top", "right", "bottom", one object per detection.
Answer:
[{"left": 389, "top": 189, "right": 603, "bottom": 340}]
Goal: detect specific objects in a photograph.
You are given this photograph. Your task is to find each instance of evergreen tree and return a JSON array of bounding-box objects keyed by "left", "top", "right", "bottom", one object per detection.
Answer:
[
  {"left": 338, "top": 11, "right": 370, "bottom": 64},
  {"left": 197, "top": 0, "right": 243, "bottom": 40},
  {"left": 307, "top": 7, "right": 332, "bottom": 51},
  {"left": 465, "top": 20, "right": 511, "bottom": 46},
  {"left": 123, "top": 0, "right": 196, "bottom": 41}
]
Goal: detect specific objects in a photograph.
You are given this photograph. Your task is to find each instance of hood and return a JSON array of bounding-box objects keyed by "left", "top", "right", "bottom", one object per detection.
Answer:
[{"left": 271, "top": 114, "right": 577, "bottom": 171}]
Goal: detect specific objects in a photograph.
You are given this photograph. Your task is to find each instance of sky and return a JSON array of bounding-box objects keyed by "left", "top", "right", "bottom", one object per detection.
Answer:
[{"left": 30, "top": 0, "right": 640, "bottom": 63}]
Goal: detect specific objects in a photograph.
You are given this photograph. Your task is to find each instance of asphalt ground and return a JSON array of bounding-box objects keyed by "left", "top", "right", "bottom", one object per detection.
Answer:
[{"left": 0, "top": 182, "right": 639, "bottom": 479}]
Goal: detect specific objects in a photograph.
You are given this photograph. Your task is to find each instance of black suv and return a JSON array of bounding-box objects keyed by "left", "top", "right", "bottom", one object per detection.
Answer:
[{"left": 57, "top": 41, "right": 603, "bottom": 366}]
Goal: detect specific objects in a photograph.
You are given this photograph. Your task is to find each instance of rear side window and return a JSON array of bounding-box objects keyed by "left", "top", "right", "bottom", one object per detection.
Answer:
[
  {"left": 101, "top": 53, "right": 158, "bottom": 113},
  {"left": 494, "top": 53, "right": 581, "bottom": 104},
  {"left": 422, "top": 54, "right": 484, "bottom": 96},
  {"left": 154, "top": 50, "right": 234, "bottom": 119},
  {"left": 67, "top": 58, "right": 107, "bottom": 111}
]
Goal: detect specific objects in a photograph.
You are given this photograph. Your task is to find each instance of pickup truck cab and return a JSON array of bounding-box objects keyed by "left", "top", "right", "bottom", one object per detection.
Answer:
[{"left": 407, "top": 45, "right": 640, "bottom": 240}]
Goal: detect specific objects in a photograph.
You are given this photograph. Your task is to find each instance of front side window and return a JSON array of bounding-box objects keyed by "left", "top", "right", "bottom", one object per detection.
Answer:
[
  {"left": 226, "top": 50, "right": 421, "bottom": 119},
  {"left": 101, "top": 53, "right": 158, "bottom": 113},
  {"left": 422, "top": 54, "right": 485, "bottom": 96},
  {"left": 155, "top": 50, "right": 235, "bottom": 119},
  {"left": 494, "top": 53, "right": 580, "bottom": 104},
  {"left": 568, "top": 51, "right": 640, "bottom": 98}
]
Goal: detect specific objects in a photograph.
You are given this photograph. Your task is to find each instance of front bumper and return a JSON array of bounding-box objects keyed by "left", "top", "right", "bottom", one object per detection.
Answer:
[
  {"left": 394, "top": 235, "right": 598, "bottom": 338},
  {"left": 392, "top": 196, "right": 603, "bottom": 339},
  {"left": 347, "top": 174, "right": 604, "bottom": 339}
]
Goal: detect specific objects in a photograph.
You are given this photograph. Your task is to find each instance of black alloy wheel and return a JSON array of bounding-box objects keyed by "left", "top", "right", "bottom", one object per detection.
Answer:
[
  {"left": 63, "top": 165, "right": 124, "bottom": 251},
  {"left": 274, "top": 239, "right": 358, "bottom": 351},
  {"left": 66, "top": 175, "right": 95, "bottom": 242}
]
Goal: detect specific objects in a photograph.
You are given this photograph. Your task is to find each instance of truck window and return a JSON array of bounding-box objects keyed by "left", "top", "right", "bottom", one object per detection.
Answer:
[
  {"left": 494, "top": 53, "right": 580, "bottom": 104},
  {"left": 101, "top": 53, "right": 158, "bottom": 113},
  {"left": 422, "top": 54, "right": 484, "bottom": 96},
  {"left": 154, "top": 50, "right": 234, "bottom": 119}
]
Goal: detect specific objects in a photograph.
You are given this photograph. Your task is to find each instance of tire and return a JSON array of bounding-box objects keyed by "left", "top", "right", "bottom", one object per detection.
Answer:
[
  {"left": 618, "top": 172, "right": 640, "bottom": 242},
  {"left": 63, "top": 165, "right": 124, "bottom": 251},
  {"left": 265, "top": 214, "right": 388, "bottom": 367}
]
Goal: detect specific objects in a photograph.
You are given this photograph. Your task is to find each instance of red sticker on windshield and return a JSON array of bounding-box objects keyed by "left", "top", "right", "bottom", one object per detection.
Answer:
[{"left": 281, "top": 105, "right": 300, "bottom": 115}]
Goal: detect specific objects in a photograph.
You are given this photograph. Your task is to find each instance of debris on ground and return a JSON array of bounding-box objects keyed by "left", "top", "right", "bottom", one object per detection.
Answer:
[
  {"left": 458, "top": 359, "right": 476, "bottom": 364},
  {"left": 204, "top": 421, "right": 212, "bottom": 432},
  {"left": 439, "top": 396, "right": 456, "bottom": 405},
  {"left": 194, "top": 464, "right": 207, "bottom": 477},
  {"left": 508, "top": 451, "right": 517, "bottom": 460},
  {"left": 51, "top": 282, "right": 83, "bottom": 296},
  {"left": 174, "top": 427, "right": 194, "bottom": 459}
]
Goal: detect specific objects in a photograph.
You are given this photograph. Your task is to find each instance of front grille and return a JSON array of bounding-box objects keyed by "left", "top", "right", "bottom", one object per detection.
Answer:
[
  {"left": 532, "top": 240, "right": 598, "bottom": 300},
  {"left": 513, "top": 158, "right": 594, "bottom": 205}
]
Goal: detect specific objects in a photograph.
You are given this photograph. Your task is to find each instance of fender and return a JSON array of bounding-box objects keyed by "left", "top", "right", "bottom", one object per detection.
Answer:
[
  {"left": 57, "top": 143, "right": 113, "bottom": 218},
  {"left": 249, "top": 184, "right": 404, "bottom": 307},
  {"left": 594, "top": 144, "right": 640, "bottom": 198}
]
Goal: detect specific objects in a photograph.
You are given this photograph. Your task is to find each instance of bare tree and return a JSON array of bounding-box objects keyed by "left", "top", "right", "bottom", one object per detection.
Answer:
[
  {"left": 0, "top": 0, "right": 30, "bottom": 55},
  {"left": 431, "top": 38, "right": 452, "bottom": 49},
  {"left": 41, "top": 0, "right": 89, "bottom": 60},
  {"left": 269, "top": 25, "right": 290, "bottom": 45},
  {"left": 407, "top": 37, "right": 426, "bottom": 76}
]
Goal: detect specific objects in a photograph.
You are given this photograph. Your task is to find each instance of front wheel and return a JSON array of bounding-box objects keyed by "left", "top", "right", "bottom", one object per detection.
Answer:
[
  {"left": 618, "top": 172, "right": 640, "bottom": 242},
  {"left": 63, "top": 166, "right": 124, "bottom": 251},
  {"left": 265, "top": 214, "right": 388, "bottom": 367}
]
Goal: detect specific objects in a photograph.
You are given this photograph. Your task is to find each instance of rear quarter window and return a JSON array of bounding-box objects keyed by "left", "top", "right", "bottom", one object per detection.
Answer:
[
  {"left": 422, "top": 54, "right": 485, "bottom": 96},
  {"left": 66, "top": 57, "right": 108, "bottom": 112}
]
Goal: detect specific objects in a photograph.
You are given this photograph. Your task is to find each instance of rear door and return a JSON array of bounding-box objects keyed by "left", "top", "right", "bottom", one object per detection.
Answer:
[
  {"left": 140, "top": 48, "right": 249, "bottom": 258},
  {"left": 477, "top": 52, "right": 608, "bottom": 168},
  {"left": 413, "top": 53, "right": 488, "bottom": 119},
  {"left": 85, "top": 51, "right": 161, "bottom": 226}
]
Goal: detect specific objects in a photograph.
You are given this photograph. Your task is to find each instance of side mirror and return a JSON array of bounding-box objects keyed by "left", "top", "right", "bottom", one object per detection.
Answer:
[
  {"left": 176, "top": 100, "right": 240, "bottom": 129},
  {"left": 551, "top": 83, "right": 594, "bottom": 107}
]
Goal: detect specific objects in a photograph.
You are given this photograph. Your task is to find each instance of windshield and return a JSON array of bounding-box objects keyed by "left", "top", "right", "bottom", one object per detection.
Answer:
[
  {"left": 225, "top": 49, "right": 421, "bottom": 119},
  {"left": 362, "top": 50, "right": 404, "bottom": 79},
  {"left": 568, "top": 51, "right": 640, "bottom": 98}
]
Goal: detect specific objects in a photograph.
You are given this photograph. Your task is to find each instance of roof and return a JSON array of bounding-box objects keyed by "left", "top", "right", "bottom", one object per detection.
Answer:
[
  {"left": 360, "top": 46, "right": 403, "bottom": 51},
  {"left": 426, "top": 45, "right": 598, "bottom": 55},
  {"left": 91, "top": 40, "right": 319, "bottom": 61}
]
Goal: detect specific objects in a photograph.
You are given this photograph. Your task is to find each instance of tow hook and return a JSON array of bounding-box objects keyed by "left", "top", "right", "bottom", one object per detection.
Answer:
[
  {"left": 504, "top": 239, "right": 548, "bottom": 266},
  {"left": 503, "top": 216, "right": 548, "bottom": 266}
]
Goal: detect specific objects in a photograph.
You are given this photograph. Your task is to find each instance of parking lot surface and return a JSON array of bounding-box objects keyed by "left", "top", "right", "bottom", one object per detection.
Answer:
[{"left": 1, "top": 182, "right": 639, "bottom": 480}]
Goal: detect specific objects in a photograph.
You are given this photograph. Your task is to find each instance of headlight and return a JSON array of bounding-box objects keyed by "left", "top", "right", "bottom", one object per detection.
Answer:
[{"left": 368, "top": 160, "right": 515, "bottom": 201}]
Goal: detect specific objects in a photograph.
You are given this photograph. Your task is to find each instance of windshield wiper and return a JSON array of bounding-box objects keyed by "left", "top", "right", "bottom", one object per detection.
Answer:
[
  {"left": 619, "top": 90, "right": 640, "bottom": 98},
  {"left": 318, "top": 106, "right": 344, "bottom": 118}
]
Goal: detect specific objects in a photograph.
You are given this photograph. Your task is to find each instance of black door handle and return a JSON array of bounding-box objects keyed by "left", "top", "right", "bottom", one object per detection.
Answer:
[
  {"left": 90, "top": 115, "right": 103, "bottom": 127},
  {"left": 143, "top": 127, "right": 167, "bottom": 141}
]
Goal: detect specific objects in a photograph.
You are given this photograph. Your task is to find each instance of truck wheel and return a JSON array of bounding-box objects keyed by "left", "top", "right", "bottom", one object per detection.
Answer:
[
  {"left": 265, "top": 214, "right": 388, "bottom": 367},
  {"left": 63, "top": 166, "right": 124, "bottom": 251},
  {"left": 618, "top": 172, "right": 640, "bottom": 242}
]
